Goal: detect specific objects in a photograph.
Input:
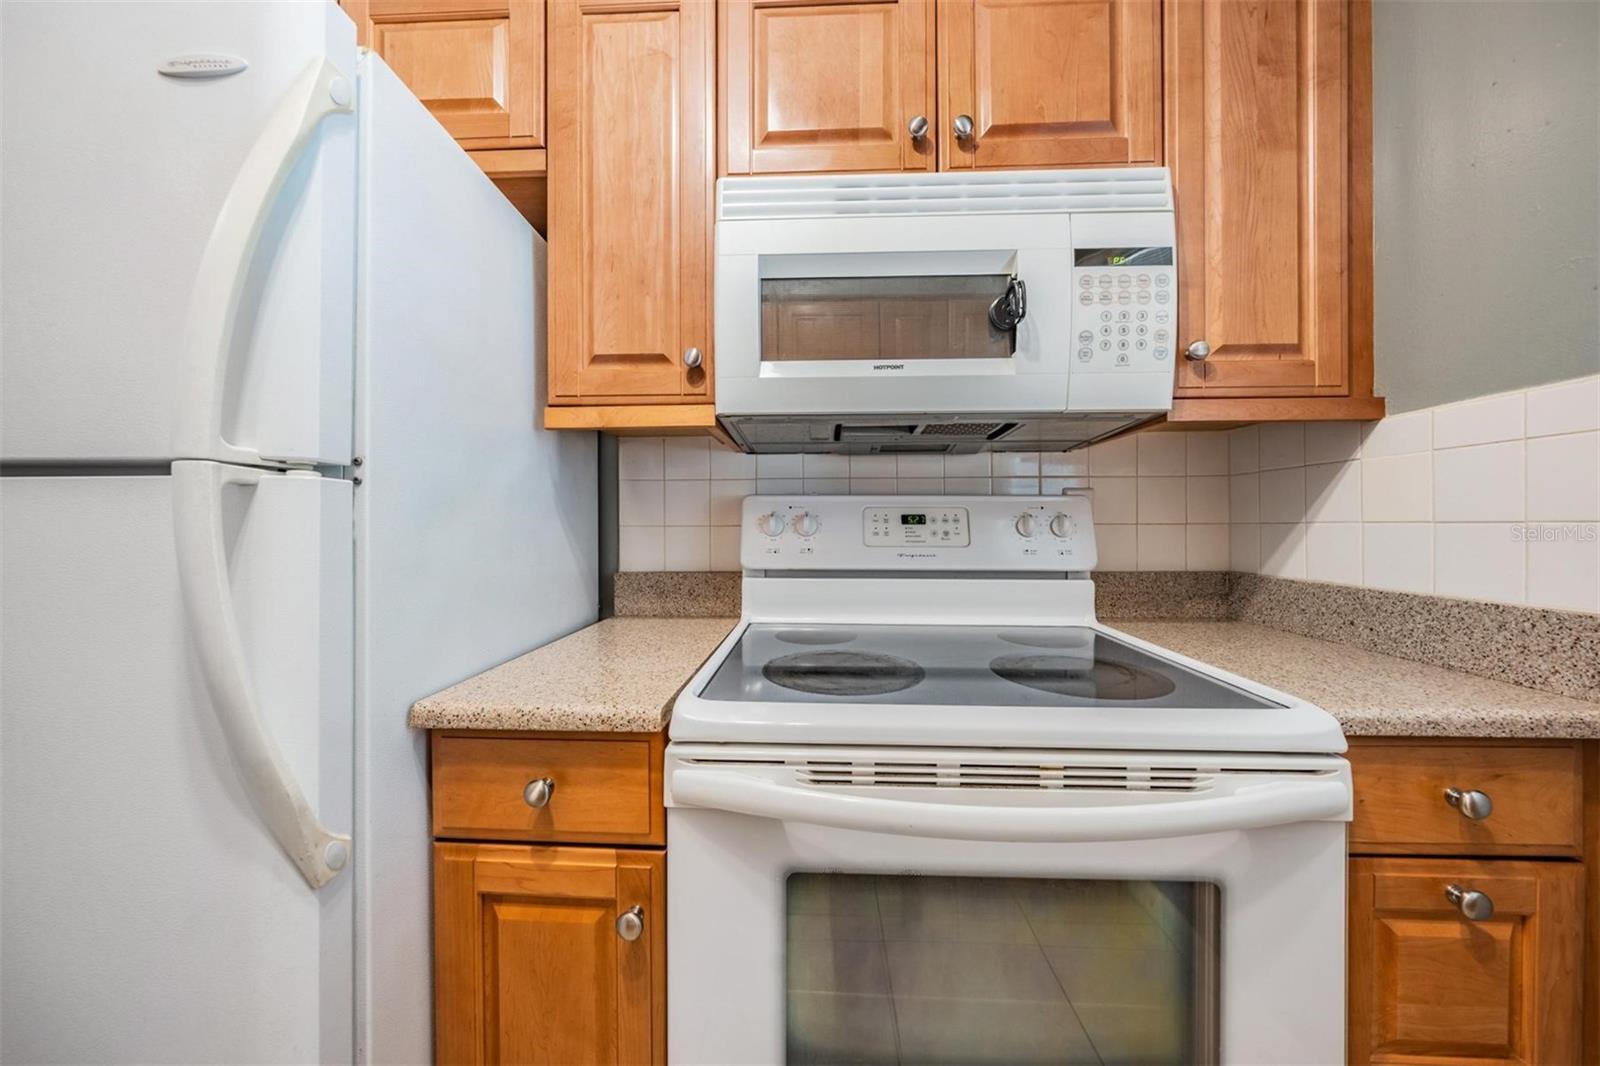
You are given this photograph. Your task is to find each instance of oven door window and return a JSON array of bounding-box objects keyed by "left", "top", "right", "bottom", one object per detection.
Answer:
[
  {"left": 760, "top": 276, "right": 1018, "bottom": 362},
  {"left": 786, "top": 873, "right": 1220, "bottom": 1065}
]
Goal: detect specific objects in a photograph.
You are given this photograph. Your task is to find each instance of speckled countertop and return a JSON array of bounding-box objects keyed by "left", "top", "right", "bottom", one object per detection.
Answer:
[
  {"left": 409, "top": 615, "right": 1600, "bottom": 738},
  {"left": 1113, "top": 620, "right": 1600, "bottom": 739},
  {"left": 407, "top": 617, "right": 735, "bottom": 732}
]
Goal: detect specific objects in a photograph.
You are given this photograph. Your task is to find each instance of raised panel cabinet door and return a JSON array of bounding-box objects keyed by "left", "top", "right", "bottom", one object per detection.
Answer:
[
  {"left": 1348, "top": 857, "right": 1582, "bottom": 1066},
  {"left": 1167, "top": 0, "right": 1350, "bottom": 395},
  {"left": 344, "top": 0, "right": 544, "bottom": 149},
  {"left": 548, "top": 0, "right": 713, "bottom": 402},
  {"left": 434, "top": 843, "right": 665, "bottom": 1065},
  {"left": 938, "top": 0, "right": 1160, "bottom": 169},
  {"left": 721, "top": 0, "right": 937, "bottom": 174}
]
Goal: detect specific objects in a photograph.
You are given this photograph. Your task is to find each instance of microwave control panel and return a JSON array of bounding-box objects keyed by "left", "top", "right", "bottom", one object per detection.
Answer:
[{"left": 1070, "top": 246, "right": 1175, "bottom": 373}]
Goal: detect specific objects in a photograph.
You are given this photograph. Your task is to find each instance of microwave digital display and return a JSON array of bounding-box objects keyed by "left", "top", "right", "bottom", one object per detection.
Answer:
[
  {"left": 901, "top": 514, "right": 927, "bottom": 526},
  {"left": 1076, "top": 246, "right": 1174, "bottom": 267}
]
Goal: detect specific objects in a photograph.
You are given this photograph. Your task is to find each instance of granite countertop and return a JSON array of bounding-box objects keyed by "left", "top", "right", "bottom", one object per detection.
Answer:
[
  {"left": 407, "top": 617, "right": 736, "bottom": 732},
  {"left": 410, "top": 614, "right": 1600, "bottom": 739},
  {"left": 1113, "top": 620, "right": 1600, "bottom": 739}
]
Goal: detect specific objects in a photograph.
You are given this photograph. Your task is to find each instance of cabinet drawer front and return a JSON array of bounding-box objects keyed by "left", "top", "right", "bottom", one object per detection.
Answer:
[
  {"left": 1348, "top": 742, "right": 1582, "bottom": 856},
  {"left": 432, "top": 735, "right": 663, "bottom": 844}
]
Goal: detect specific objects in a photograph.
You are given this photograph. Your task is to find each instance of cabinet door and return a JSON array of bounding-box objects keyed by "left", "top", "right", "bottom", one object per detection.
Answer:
[
  {"left": 1348, "top": 858, "right": 1582, "bottom": 1065},
  {"left": 938, "top": 0, "right": 1160, "bottom": 169},
  {"left": 344, "top": 0, "right": 544, "bottom": 150},
  {"left": 548, "top": 0, "right": 713, "bottom": 403},
  {"left": 1167, "top": 0, "right": 1349, "bottom": 395},
  {"left": 721, "top": 0, "right": 936, "bottom": 174},
  {"left": 434, "top": 843, "right": 665, "bottom": 1065}
]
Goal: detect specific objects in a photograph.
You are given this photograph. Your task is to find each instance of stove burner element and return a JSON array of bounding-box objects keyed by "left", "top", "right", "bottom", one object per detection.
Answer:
[
  {"left": 989, "top": 654, "right": 1178, "bottom": 700},
  {"left": 774, "top": 629, "right": 856, "bottom": 646},
  {"left": 998, "top": 630, "right": 1093, "bottom": 650},
  {"left": 763, "top": 651, "right": 925, "bottom": 696}
]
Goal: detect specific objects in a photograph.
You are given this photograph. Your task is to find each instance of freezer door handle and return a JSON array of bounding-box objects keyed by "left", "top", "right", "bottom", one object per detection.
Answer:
[
  {"left": 173, "top": 57, "right": 353, "bottom": 467},
  {"left": 669, "top": 769, "right": 1350, "bottom": 843},
  {"left": 173, "top": 461, "right": 351, "bottom": 888}
]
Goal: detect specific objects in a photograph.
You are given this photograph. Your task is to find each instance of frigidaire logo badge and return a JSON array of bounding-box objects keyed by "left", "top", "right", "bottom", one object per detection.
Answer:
[
  {"left": 872, "top": 364, "right": 905, "bottom": 371},
  {"left": 896, "top": 552, "right": 937, "bottom": 559}
]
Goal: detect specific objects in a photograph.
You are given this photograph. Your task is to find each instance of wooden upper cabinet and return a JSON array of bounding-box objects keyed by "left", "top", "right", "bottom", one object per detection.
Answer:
[
  {"left": 1167, "top": 0, "right": 1356, "bottom": 398},
  {"left": 940, "top": 0, "right": 1160, "bottom": 169},
  {"left": 1348, "top": 857, "right": 1582, "bottom": 1066},
  {"left": 721, "top": 0, "right": 936, "bottom": 174},
  {"left": 344, "top": 0, "right": 544, "bottom": 150},
  {"left": 434, "top": 844, "right": 665, "bottom": 1065},
  {"left": 547, "top": 0, "right": 713, "bottom": 404}
]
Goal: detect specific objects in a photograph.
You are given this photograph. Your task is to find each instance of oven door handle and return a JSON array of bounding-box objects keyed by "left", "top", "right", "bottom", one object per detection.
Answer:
[{"left": 669, "top": 771, "right": 1350, "bottom": 842}]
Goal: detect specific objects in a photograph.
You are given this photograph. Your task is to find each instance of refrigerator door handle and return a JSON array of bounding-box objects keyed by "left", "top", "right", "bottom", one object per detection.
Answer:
[
  {"left": 172, "top": 461, "right": 351, "bottom": 889},
  {"left": 173, "top": 58, "right": 354, "bottom": 467}
]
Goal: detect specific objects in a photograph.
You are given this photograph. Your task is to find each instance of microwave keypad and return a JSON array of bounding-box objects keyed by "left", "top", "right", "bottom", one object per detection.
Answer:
[{"left": 1073, "top": 266, "right": 1174, "bottom": 369}]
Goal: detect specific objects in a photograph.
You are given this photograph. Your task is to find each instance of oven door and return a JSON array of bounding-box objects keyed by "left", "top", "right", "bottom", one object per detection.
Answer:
[
  {"left": 714, "top": 212, "right": 1073, "bottom": 417},
  {"left": 665, "top": 745, "right": 1351, "bottom": 1066}
]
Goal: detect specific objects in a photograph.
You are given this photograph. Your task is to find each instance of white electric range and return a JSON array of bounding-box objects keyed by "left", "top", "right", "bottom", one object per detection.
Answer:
[{"left": 666, "top": 496, "right": 1351, "bottom": 1066}]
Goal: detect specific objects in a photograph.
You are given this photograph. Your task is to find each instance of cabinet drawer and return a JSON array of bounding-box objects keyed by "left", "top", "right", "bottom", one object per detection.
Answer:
[
  {"left": 1348, "top": 741, "right": 1583, "bottom": 857},
  {"left": 431, "top": 733, "right": 664, "bottom": 845}
]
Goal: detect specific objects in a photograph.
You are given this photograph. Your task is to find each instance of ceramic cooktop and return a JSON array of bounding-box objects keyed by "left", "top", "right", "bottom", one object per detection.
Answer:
[{"left": 698, "top": 624, "right": 1282, "bottom": 710}]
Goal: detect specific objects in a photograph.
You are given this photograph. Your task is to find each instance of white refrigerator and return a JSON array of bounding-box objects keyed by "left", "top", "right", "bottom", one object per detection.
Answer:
[{"left": 0, "top": 3, "right": 599, "bottom": 1063}]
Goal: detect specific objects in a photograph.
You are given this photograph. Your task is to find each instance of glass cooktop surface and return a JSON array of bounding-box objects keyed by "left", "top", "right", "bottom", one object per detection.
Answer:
[{"left": 698, "top": 624, "right": 1282, "bottom": 709}]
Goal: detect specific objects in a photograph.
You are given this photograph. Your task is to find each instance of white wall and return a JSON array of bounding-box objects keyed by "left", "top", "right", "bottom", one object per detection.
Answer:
[{"left": 613, "top": 372, "right": 1599, "bottom": 613}]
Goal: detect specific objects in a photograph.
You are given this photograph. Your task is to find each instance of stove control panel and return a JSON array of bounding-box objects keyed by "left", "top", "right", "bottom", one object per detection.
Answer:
[
  {"left": 742, "top": 495, "right": 1097, "bottom": 570},
  {"left": 864, "top": 506, "right": 970, "bottom": 547}
]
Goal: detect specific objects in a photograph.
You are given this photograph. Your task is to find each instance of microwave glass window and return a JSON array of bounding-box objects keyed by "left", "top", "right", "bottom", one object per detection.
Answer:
[
  {"left": 760, "top": 276, "right": 1015, "bottom": 362},
  {"left": 786, "top": 873, "right": 1220, "bottom": 1065}
]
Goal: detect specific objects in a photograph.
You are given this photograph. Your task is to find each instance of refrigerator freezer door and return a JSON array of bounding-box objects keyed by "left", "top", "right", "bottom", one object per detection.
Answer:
[
  {"left": 0, "top": 467, "right": 354, "bottom": 1064},
  {"left": 0, "top": 1, "right": 356, "bottom": 465},
  {"left": 353, "top": 55, "right": 600, "bottom": 1064}
]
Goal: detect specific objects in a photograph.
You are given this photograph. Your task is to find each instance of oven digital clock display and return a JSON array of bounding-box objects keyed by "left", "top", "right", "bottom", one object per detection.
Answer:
[{"left": 901, "top": 514, "right": 927, "bottom": 525}]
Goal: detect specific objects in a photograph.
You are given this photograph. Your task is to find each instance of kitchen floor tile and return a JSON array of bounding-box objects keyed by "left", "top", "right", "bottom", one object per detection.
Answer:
[
  {"left": 885, "top": 940, "right": 1064, "bottom": 1002},
  {"left": 787, "top": 992, "right": 899, "bottom": 1066},
  {"left": 892, "top": 996, "right": 1100, "bottom": 1065},
  {"left": 788, "top": 939, "right": 892, "bottom": 995},
  {"left": 1072, "top": 1003, "right": 1192, "bottom": 1065}
]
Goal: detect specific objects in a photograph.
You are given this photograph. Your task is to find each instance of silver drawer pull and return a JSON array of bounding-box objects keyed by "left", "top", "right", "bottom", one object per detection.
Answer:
[
  {"left": 1445, "top": 883, "right": 1494, "bottom": 921},
  {"left": 682, "top": 346, "right": 703, "bottom": 369},
  {"left": 616, "top": 905, "right": 644, "bottom": 942},
  {"left": 1444, "top": 786, "right": 1492, "bottom": 820},
  {"left": 953, "top": 114, "right": 975, "bottom": 140},
  {"left": 522, "top": 777, "right": 555, "bottom": 809},
  {"left": 907, "top": 114, "right": 929, "bottom": 141}
]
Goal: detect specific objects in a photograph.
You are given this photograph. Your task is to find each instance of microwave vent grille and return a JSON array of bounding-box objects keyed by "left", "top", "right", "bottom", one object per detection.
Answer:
[{"left": 719, "top": 168, "right": 1173, "bottom": 221}]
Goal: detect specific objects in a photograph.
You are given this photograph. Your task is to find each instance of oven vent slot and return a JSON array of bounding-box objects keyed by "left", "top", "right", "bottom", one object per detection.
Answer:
[
  {"left": 794, "top": 759, "right": 1208, "bottom": 793},
  {"left": 916, "top": 421, "right": 1013, "bottom": 439}
]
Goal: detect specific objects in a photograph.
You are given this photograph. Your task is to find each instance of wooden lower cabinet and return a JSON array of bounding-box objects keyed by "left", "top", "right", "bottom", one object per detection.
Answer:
[
  {"left": 434, "top": 843, "right": 665, "bottom": 1065},
  {"left": 1349, "top": 857, "right": 1582, "bottom": 1065}
]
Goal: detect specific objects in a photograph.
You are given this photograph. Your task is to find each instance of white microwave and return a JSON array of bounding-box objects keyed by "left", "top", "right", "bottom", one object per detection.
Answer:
[{"left": 714, "top": 168, "right": 1177, "bottom": 453}]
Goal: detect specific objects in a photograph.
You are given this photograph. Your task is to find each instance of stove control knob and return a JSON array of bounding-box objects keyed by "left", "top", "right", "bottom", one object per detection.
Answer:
[
  {"left": 755, "top": 511, "right": 786, "bottom": 537},
  {"left": 1049, "top": 513, "right": 1075, "bottom": 538},
  {"left": 792, "top": 511, "right": 821, "bottom": 538},
  {"left": 1014, "top": 512, "right": 1039, "bottom": 538}
]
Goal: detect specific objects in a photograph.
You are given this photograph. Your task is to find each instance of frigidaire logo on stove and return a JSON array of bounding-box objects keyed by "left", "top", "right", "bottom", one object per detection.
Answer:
[{"left": 872, "top": 363, "right": 905, "bottom": 370}]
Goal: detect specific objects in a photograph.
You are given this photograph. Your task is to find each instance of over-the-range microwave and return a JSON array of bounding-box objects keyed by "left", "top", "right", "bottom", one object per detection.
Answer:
[{"left": 714, "top": 168, "right": 1177, "bottom": 454}]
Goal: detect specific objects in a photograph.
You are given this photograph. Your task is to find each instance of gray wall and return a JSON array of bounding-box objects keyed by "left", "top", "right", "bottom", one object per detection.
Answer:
[{"left": 1373, "top": 0, "right": 1599, "bottom": 412}]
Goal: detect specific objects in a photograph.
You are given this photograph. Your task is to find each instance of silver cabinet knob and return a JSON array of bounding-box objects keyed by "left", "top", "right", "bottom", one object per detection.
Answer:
[
  {"left": 1445, "top": 883, "right": 1494, "bottom": 921},
  {"left": 1444, "top": 787, "right": 1493, "bottom": 821},
  {"left": 907, "top": 114, "right": 929, "bottom": 140},
  {"left": 616, "top": 905, "right": 644, "bottom": 942},
  {"left": 953, "top": 114, "right": 975, "bottom": 140},
  {"left": 1185, "top": 340, "right": 1211, "bottom": 361},
  {"left": 682, "top": 346, "right": 703, "bottom": 369},
  {"left": 522, "top": 777, "right": 555, "bottom": 809}
]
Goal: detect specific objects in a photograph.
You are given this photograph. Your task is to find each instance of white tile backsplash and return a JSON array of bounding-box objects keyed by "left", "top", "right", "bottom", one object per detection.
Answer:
[
  {"left": 1431, "top": 391, "right": 1524, "bottom": 449},
  {"left": 610, "top": 375, "right": 1599, "bottom": 611},
  {"left": 1432, "top": 441, "right": 1524, "bottom": 522}
]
